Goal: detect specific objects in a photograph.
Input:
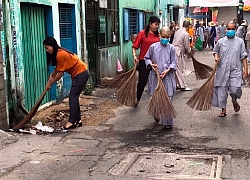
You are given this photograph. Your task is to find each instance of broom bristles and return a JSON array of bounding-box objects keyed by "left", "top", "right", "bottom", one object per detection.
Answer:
[
  {"left": 186, "top": 63, "right": 218, "bottom": 111},
  {"left": 148, "top": 68, "right": 177, "bottom": 120},
  {"left": 12, "top": 90, "right": 47, "bottom": 131},
  {"left": 116, "top": 62, "right": 138, "bottom": 106},
  {"left": 108, "top": 68, "right": 134, "bottom": 88},
  {"left": 192, "top": 56, "right": 213, "bottom": 80}
]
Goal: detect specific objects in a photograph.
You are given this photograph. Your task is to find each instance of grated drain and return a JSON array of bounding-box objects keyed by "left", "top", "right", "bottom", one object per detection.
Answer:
[{"left": 109, "top": 153, "right": 224, "bottom": 179}]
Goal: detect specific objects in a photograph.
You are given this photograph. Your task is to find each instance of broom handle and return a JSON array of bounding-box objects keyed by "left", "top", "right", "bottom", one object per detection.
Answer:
[
  {"left": 151, "top": 65, "right": 161, "bottom": 90},
  {"left": 126, "top": 61, "right": 138, "bottom": 80}
]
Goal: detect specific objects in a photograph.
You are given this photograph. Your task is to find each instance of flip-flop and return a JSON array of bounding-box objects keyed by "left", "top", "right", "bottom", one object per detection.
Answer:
[
  {"left": 233, "top": 103, "right": 240, "bottom": 112},
  {"left": 164, "top": 125, "right": 172, "bottom": 130},
  {"left": 218, "top": 112, "right": 227, "bottom": 117}
]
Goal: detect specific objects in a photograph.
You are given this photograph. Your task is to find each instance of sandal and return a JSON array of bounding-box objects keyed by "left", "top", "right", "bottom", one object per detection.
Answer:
[
  {"left": 164, "top": 125, "right": 172, "bottom": 130},
  {"left": 233, "top": 102, "right": 240, "bottom": 112},
  {"left": 61, "top": 123, "right": 76, "bottom": 131},
  {"left": 75, "top": 120, "right": 83, "bottom": 127},
  {"left": 218, "top": 112, "right": 227, "bottom": 117}
]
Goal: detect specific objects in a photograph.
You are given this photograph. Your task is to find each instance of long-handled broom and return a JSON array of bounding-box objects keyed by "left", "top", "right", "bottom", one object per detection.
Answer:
[
  {"left": 191, "top": 55, "right": 213, "bottom": 80},
  {"left": 186, "top": 63, "right": 218, "bottom": 111},
  {"left": 108, "top": 61, "right": 138, "bottom": 88},
  {"left": 115, "top": 62, "right": 138, "bottom": 106},
  {"left": 12, "top": 89, "right": 47, "bottom": 131},
  {"left": 148, "top": 66, "right": 177, "bottom": 120}
]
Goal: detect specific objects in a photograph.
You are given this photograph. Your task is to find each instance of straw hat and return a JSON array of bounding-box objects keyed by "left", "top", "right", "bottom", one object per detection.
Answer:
[
  {"left": 242, "top": 20, "right": 248, "bottom": 26},
  {"left": 210, "top": 21, "right": 215, "bottom": 26}
]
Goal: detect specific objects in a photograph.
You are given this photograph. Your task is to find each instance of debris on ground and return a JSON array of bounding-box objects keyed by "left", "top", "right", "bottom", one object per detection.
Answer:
[{"left": 24, "top": 88, "right": 122, "bottom": 132}]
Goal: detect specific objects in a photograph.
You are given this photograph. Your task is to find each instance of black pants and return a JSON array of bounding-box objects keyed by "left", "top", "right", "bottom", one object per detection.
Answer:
[
  {"left": 137, "top": 60, "right": 150, "bottom": 101},
  {"left": 69, "top": 70, "right": 89, "bottom": 124}
]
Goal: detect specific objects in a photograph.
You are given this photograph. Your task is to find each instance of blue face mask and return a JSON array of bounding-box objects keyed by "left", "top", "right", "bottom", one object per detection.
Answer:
[
  {"left": 160, "top": 38, "right": 170, "bottom": 45},
  {"left": 226, "top": 30, "right": 236, "bottom": 38}
]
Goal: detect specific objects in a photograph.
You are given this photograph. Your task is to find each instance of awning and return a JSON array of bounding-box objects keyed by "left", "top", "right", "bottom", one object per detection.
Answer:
[{"left": 189, "top": 0, "right": 239, "bottom": 7}]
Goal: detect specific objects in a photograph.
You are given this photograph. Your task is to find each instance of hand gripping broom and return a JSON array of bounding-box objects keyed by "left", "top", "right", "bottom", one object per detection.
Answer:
[
  {"left": 186, "top": 63, "right": 218, "bottom": 111},
  {"left": 148, "top": 66, "right": 177, "bottom": 120},
  {"left": 115, "top": 62, "right": 138, "bottom": 106},
  {"left": 12, "top": 89, "right": 47, "bottom": 131}
]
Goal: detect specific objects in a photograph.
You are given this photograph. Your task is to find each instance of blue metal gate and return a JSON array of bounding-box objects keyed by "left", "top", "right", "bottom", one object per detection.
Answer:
[{"left": 58, "top": 4, "right": 77, "bottom": 100}]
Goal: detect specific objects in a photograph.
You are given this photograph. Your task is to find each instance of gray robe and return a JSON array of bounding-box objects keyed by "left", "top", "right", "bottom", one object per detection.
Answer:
[
  {"left": 145, "top": 42, "right": 177, "bottom": 96},
  {"left": 144, "top": 42, "right": 177, "bottom": 125},
  {"left": 212, "top": 36, "right": 247, "bottom": 108},
  {"left": 172, "top": 27, "right": 191, "bottom": 88}
]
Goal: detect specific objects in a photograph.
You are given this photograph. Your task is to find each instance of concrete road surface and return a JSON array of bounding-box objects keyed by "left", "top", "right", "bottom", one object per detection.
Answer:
[{"left": 1, "top": 49, "right": 250, "bottom": 180}]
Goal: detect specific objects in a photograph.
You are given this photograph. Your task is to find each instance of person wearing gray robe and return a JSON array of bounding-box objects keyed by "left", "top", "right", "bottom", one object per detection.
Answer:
[
  {"left": 144, "top": 27, "right": 177, "bottom": 129},
  {"left": 172, "top": 20, "right": 192, "bottom": 91},
  {"left": 212, "top": 21, "right": 248, "bottom": 117}
]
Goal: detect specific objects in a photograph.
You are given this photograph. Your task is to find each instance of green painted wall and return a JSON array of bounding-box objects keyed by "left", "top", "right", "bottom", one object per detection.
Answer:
[
  {"left": 3, "top": 0, "right": 82, "bottom": 120},
  {"left": 119, "top": 0, "right": 157, "bottom": 70},
  {"left": 158, "top": 0, "right": 185, "bottom": 27}
]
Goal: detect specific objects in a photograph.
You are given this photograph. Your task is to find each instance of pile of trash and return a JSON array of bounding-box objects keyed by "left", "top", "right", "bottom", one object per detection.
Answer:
[{"left": 18, "top": 121, "right": 54, "bottom": 135}]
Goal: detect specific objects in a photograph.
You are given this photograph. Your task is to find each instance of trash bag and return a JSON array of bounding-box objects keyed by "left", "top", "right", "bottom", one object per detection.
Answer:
[{"left": 195, "top": 37, "right": 203, "bottom": 51}]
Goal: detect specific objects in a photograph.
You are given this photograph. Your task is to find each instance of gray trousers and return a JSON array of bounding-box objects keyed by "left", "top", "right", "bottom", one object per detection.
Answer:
[
  {"left": 69, "top": 70, "right": 89, "bottom": 124},
  {"left": 212, "top": 86, "right": 242, "bottom": 109}
]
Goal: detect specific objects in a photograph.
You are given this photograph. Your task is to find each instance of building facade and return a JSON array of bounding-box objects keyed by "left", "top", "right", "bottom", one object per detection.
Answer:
[{"left": 2, "top": 0, "right": 83, "bottom": 127}]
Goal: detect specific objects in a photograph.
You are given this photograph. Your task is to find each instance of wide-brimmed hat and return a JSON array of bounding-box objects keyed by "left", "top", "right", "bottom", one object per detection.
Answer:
[
  {"left": 210, "top": 21, "right": 215, "bottom": 26},
  {"left": 242, "top": 20, "right": 248, "bottom": 26}
]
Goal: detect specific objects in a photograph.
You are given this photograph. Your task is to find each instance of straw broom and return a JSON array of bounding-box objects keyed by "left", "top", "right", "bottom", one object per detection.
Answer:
[
  {"left": 108, "top": 67, "right": 135, "bottom": 88},
  {"left": 12, "top": 89, "right": 47, "bottom": 131},
  {"left": 115, "top": 62, "right": 138, "bottom": 106},
  {"left": 191, "top": 55, "right": 213, "bottom": 80},
  {"left": 186, "top": 63, "right": 218, "bottom": 111},
  {"left": 148, "top": 66, "right": 177, "bottom": 120}
]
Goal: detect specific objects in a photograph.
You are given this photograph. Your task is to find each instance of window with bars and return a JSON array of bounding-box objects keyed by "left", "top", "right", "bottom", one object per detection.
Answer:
[
  {"left": 98, "top": 0, "right": 119, "bottom": 47},
  {"left": 59, "top": 7, "right": 73, "bottom": 39},
  {"left": 123, "top": 8, "right": 145, "bottom": 41}
]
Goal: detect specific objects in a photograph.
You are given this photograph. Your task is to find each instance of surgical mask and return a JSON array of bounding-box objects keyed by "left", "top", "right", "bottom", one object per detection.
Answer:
[
  {"left": 160, "top": 38, "right": 170, "bottom": 45},
  {"left": 226, "top": 30, "right": 236, "bottom": 38}
]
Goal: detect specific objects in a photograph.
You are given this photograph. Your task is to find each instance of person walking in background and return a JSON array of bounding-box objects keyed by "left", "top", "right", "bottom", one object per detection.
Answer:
[
  {"left": 214, "top": 22, "right": 219, "bottom": 44},
  {"left": 144, "top": 27, "right": 177, "bottom": 129},
  {"left": 43, "top": 37, "right": 89, "bottom": 131},
  {"left": 210, "top": 22, "right": 217, "bottom": 49},
  {"left": 236, "top": 21, "right": 248, "bottom": 40},
  {"left": 172, "top": 20, "right": 192, "bottom": 91},
  {"left": 217, "top": 21, "right": 226, "bottom": 39},
  {"left": 245, "top": 25, "right": 250, "bottom": 62},
  {"left": 234, "top": 19, "right": 239, "bottom": 29},
  {"left": 169, "top": 21, "right": 176, "bottom": 44},
  {"left": 212, "top": 21, "right": 248, "bottom": 117},
  {"left": 188, "top": 23, "right": 195, "bottom": 48},
  {"left": 132, "top": 16, "right": 160, "bottom": 107},
  {"left": 197, "top": 22, "right": 205, "bottom": 50}
]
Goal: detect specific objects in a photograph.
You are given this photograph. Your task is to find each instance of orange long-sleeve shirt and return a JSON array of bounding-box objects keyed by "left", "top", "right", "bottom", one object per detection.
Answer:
[{"left": 56, "top": 49, "right": 87, "bottom": 79}]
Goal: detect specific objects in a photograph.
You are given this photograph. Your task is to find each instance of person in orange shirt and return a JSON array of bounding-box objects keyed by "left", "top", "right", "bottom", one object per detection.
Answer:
[
  {"left": 188, "top": 23, "right": 194, "bottom": 47},
  {"left": 43, "top": 37, "right": 89, "bottom": 131}
]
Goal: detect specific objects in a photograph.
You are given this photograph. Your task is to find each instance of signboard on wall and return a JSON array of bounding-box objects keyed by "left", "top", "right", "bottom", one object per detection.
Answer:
[
  {"left": 189, "top": 0, "right": 239, "bottom": 7},
  {"left": 99, "top": 0, "right": 107, "bottom": 8}
]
